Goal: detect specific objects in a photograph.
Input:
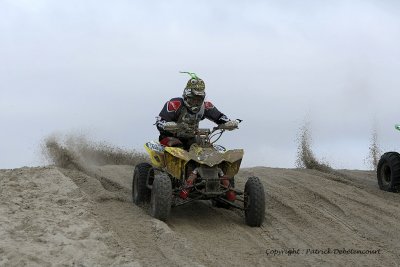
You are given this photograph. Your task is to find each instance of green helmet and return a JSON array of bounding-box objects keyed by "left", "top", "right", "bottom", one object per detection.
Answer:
[{"left": 181, "top": 72, "right": 206, "bottom": 113}]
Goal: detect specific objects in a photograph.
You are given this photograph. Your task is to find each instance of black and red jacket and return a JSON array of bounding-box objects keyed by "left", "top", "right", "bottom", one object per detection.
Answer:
[{"left": 156, "top": 97, "right": 229, "bottom": 138}]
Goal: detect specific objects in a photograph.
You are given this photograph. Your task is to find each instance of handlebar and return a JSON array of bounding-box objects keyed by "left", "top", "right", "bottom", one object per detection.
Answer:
[
  {"left": 168, "top": 119, "right": 242, "bottom": 140},
  {"left": 172, "top": 119, "right": 243, "bottom": 144},
  {"left": 213, "top": 119, "right": 243, "bottom": 131}
]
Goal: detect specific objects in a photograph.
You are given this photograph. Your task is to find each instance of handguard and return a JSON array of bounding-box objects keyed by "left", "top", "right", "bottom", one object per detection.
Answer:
[
  {"left": 220, "top": 120, "right": 240, "bottom": 131},
  {"left": 164, "top": 122, "right": 180, "bottom": 132}
]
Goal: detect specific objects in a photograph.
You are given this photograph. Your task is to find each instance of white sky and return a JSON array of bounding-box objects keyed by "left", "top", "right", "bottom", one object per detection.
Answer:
[{"left": 1, "top": 0, "right": 399, "bottom": 169}]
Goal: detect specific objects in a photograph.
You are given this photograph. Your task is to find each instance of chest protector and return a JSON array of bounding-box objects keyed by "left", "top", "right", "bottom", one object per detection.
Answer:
[{"left": 177, "top": 104, "right": 205, "bottom": 129}]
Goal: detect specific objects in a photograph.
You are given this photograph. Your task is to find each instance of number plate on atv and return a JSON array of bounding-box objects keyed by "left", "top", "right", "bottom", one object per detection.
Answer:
[{"left": 146, "top": 141, "right": 165, "bottom": 153}]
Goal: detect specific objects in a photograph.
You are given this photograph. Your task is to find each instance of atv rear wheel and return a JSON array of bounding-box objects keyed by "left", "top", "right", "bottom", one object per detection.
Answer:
[
  {"left": 377, "top": 152, "right": 400, "bottom": 192},
  {"left": 244, "top": 176, "right": 265, "bottom": 227},
  {"left": 150, "top": 173, "right": 172, "bottom": 221},
  {"left": 132, "top": 163, "right": 153, "bottom": 205}
]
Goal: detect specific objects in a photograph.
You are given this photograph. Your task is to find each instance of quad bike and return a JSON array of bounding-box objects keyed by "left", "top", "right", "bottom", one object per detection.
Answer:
[
  {"left": 377, "top": 124, "right": 400, "bottom": 192},
  {"left": 132, "top": 120, "right": 266, "bottom": 227}
]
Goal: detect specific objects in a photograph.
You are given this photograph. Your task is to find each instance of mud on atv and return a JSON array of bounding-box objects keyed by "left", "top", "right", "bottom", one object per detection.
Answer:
[{"left": 132, "top": 120, "right": 266, "bottom": 227}]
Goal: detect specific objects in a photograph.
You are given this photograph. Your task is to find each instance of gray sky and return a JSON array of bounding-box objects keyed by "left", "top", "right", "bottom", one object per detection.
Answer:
[{"left": 1, "top": 0, "right": 399, "bottom": 169}]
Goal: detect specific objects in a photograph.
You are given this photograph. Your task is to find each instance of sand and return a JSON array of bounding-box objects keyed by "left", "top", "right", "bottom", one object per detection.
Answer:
[{"left": 1, "top": 163, "right": 400, "bottom": 266}]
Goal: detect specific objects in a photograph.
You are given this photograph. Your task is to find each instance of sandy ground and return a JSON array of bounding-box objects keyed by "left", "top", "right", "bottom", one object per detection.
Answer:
[
  {"left": 1, "top": 165, "right": 400, "bottom": 266},
  {"left": 0, "top": 167, "right": 139, "bottom": 267}
]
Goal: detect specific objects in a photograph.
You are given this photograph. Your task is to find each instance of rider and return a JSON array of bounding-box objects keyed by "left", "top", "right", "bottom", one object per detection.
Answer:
[
  {"left": 155, "top": 72, "right": 238, "bottom": 149},
  {"left": 155, "top": 72, "right": 238, "bottom": 201}
]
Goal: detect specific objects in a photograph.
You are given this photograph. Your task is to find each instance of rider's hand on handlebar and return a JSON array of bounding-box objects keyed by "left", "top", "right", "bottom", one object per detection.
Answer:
[
  {"left": 164, "top": 122, "right": 180, "bottom": 132},
  {"left": 220, "top": 120, "right": 239, "bottom": 130}
]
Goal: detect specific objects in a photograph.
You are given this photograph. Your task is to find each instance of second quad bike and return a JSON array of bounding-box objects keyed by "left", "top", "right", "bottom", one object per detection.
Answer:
[
  {"left": 377, "top": 124, "right": 400, "bottom": 192},
  {"left": 132, "top": 120, "right": 266, "bottom": 227}
]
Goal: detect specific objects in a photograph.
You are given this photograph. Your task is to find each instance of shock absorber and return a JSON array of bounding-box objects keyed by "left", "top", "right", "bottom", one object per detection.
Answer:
[
  {"left": 219, "top": 170, "right": 236, "bottom": 201},
  {"left": 179, "top": 169, "right": 198, "bottom": 199}
]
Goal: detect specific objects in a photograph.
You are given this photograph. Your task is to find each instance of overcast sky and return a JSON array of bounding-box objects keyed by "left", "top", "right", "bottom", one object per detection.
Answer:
[{"left": 1, "top": 0, "right": 399, "bottom": 169}]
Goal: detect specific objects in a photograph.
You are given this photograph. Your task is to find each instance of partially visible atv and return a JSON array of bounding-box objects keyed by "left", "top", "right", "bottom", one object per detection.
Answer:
[
  {"left": 132, "top": 120, "right": 266, "bottom": 227},
  {"left": 377, "top": 124, "right": 400, "bottom": 192}
]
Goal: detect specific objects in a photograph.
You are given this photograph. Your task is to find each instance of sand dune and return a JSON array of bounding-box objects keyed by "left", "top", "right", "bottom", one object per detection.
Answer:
[{"left": 1, "top": 163, "right": 399, "bottom": 266}]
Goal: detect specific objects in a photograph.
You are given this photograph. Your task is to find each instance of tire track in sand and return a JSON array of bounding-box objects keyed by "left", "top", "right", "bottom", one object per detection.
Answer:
[{"left": 60, "top": 165, "right": 400, "bottom": 266}]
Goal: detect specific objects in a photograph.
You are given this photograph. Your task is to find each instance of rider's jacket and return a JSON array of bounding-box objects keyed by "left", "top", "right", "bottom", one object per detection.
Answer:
[{"left": 156, "top": 97, "right": 230, "bottom": 138}]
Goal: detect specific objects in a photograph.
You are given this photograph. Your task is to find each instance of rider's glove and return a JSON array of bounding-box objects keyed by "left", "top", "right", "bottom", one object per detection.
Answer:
[
  {"left": 164, "top": 122, "right": 180, "bottom": 131},
  {"left": 221, "top": 120, "right": 239, "bottom": 130}
]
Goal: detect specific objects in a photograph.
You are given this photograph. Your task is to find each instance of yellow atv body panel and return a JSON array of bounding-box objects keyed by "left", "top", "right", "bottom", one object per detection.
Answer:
[
  {"left": 144, "top": 141, "right": 165, "bottom": 168},
  {"left": 145, "top": 142, "right": 243, "bottom": 180}
]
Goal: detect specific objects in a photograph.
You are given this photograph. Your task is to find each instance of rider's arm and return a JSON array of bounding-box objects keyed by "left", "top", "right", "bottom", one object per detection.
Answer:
[
  {"left": 156, "top": 98, "right": 182, "bottom": 133},
  {"left": 203, "top": 101, "right": 230, "bottom": 125}
]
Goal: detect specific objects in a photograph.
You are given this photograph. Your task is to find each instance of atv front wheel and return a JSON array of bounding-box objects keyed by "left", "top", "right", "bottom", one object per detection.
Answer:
[
  {"left": 150, "top": 173, "right": 172, "bottom": 221},
  {"left": 377, "top": 152, "right": 400, "bottom": 192},
  {"left": 132, "top": 163, "right": 154, "bottom": 205},
  {"left": 244, "top": 176, "right": 265, "bottom": 227}
]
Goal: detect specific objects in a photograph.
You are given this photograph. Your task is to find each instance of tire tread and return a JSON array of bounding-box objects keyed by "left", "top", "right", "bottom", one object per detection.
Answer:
[
  {"left": 132, "top": 163, "right": 153, "bottom": 204},
  {"left": 244, "top": 176, "right": 266, "bottom": 227},
  {"left": 150, "top": 173, "right": 172, "bottom": 221},
  {"left": 377, "top": 152, "right": 400, "bottom": 192}
]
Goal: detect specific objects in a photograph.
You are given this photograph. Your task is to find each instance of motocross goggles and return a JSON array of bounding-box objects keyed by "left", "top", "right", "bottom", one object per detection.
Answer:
[{"left": 186, "top": 94, "right": 205, "bottom": 108}]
